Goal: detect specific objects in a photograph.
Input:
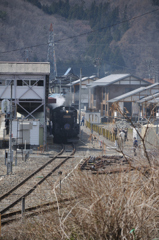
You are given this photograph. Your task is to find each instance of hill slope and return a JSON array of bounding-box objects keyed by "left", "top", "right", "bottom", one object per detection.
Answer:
[{"left": 0, "top": 0, "right": 159, "bottom": 79}]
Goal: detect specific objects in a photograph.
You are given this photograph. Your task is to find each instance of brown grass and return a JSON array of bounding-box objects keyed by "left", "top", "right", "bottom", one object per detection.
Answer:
[{"left": 1, "top": 167, "right": 159, "bottom": 240}]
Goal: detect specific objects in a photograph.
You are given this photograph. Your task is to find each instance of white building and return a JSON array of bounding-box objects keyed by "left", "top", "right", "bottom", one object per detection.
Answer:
[{"left": 0, "top": 62, "right": 50, "bottom": 147}]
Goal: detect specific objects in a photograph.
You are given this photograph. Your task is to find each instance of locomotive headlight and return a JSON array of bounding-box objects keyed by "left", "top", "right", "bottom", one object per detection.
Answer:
[{"left": 66, "top": 110, "right": 69, "bottom": 114}]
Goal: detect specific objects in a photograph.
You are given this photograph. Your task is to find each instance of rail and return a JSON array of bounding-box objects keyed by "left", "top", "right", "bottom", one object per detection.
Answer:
[
  {"left": 1, "top": 197, "right": 76, "bottom": 226},
  {"left": 0, "top": 144, "right": 75, "bottom": 215}
]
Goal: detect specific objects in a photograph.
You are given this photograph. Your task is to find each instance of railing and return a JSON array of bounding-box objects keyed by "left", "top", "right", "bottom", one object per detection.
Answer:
[{"left": 86, "top": 121, "right": 116, "bottom": 142}]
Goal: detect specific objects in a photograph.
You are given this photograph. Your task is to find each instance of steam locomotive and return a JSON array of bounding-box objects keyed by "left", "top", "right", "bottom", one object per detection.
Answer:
[{"left": 51, "top": 105, "right": 79, "bottom": 143}]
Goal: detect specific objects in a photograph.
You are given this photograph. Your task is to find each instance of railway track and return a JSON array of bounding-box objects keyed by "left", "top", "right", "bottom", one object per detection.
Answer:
[
  {"left": 1, "top": 197, "right": 76, "bottom": 226},
  {"left": 0, "top": 144, "right": 75, "bottom": 216},
  {"left": 79, "top": 153, "right": 153, "bottom": 175}
]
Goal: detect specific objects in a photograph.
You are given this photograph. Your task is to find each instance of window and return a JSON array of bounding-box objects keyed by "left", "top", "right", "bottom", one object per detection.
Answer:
[
  {"left": 38, "top": 80, "right": 43, "bottom": 86},
  {"left": 17, "top": 79, "right": 43, "bottom": 86},
  {"left": 17, "top": 80, "right": 30, "bottom": 86},
  {"left": 17, "top": 80, "right": 22, "bottom": 86},
  {"left": 31, "top": 80, "right": 37, "bottom": 86},
  {"left": 23, "top": 80, "right": 29, "bottom": 86},
  {"left": 5, "top": 80, "right": 12, "bottom": 86}
]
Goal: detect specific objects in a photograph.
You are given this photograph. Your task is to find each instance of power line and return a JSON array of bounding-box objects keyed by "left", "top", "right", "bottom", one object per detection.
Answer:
[
  {"left": 55, "top": 8, "right": 159, "bottom": 43},
  {"left": 0, "top": 7, "right": 158, "bottom": 55}
]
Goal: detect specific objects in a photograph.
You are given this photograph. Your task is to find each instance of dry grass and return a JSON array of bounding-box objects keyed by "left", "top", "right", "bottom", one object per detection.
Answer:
[{"left": 1, "top": 167, "right": 159, "bottom": 240}]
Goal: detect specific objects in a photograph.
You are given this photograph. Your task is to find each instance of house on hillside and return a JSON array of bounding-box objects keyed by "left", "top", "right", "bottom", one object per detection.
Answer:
[
  {"left": 67, "top": 75, "right": 97, "bottom": 110},
  {"left": 87, "top": 74, "right": 150, "bottom": 118}
]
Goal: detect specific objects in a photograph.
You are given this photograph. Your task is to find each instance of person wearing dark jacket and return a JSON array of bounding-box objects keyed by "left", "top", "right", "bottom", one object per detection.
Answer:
[
  {"left": 124, "top": 128, "right": 128, "bottom": 141},
  {"left": 133, "top": 137, "right": 138, "bottom": 156}
]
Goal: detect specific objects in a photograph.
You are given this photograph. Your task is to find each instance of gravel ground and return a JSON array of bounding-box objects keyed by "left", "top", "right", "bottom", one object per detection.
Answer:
[
  {"left": 0, "top": 124, "right": 135, "bottom": 196},
  {"left": 1, "top": 124, "right": 158, "bottom": 239},
  {"left": 0, "top": 124, "right": 142, "bottom": 212}
]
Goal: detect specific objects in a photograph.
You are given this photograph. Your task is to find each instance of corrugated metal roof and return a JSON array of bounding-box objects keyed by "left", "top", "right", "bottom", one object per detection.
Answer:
[
  {"left": 87, "top": 74, "right": 149, "bottom": 88},
  {"left": 137, "top": 91, "right": 159, "bottom": 103},
  {"left": 93, "top": 74, "right": 130, "bottom": 83},
  {"left": 148, "top": 98, "right": 159, "bottom": 104},
  {"left": 108, "top": 83, "right": 159, "bottom": 103},
  {"left": 67, "top": 75, "right": 96, "bottom": 86},
  {"left": 108, "top": 87, "right": 145, "bottom": 103}
]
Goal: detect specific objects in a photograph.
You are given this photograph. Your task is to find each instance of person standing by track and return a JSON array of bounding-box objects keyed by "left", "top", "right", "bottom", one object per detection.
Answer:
[
  {"left": 118, "top": 129, "right": 125, "bottom": 151},
  {"left": 133, "top": 137, "right": 138, "bottom": 156},
  {"left": 81, "top": 115, "right": 85, "bottom": 126}
]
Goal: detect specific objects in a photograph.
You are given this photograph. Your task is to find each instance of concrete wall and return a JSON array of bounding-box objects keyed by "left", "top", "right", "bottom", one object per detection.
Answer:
[
  {"left": 141, "top": 124, "right": 159, "bottom": 148},
  {"left": 85, "top": 112, "right": 100, "bottom": 124},
  {"left": 12, "top": 119, "right": 40, "bottom": 146},
  {"left": 0, "top": 62, "right": 50, "bottom": 74}
]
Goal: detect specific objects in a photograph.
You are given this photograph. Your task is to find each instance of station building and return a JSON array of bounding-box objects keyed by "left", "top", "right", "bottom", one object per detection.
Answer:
[{"left": 0, "top": 62, "right": 50, "bottom": 147}]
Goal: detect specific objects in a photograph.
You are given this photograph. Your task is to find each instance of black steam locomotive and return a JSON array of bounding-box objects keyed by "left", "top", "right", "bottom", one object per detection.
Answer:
[{"left": 51, "top": 106, "right": 79, "bottom": 143}]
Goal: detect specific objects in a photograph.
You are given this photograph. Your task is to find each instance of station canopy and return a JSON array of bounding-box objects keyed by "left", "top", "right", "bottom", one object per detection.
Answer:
[{"left": 108, "top": 83, "right": 159, "bottom": 103}]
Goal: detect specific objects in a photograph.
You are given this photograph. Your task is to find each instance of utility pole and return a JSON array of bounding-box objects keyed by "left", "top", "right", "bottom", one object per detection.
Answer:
[
  {"left": 94, "top": 57, "right": 101, "bottom": 78},
  {"left": 47, "top": 23, "right": 57, "bottom": 84},
  {"left": 7, "top": 80, "right": 13, "bottom": 175},
  {"left": 60, "top": 79, "right": 61, "bottom": 95},
  {"left": 70, "top": 76, "right": 72, "bottom": 106},
  {"left": 79, "top": 69, "right": 82, "bottom": 134},
  {"left": 24, "top": 49, "right": 29, "bottom": 62}
]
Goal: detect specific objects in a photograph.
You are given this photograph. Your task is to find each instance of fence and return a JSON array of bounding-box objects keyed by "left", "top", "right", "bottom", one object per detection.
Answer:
[{"left": 86, "top": 121, "right": 116, "bottom": 142}]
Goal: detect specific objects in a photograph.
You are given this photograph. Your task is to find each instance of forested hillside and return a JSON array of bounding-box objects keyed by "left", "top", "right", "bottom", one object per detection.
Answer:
[{"left": 0, "top": 0, "right": 159, "bottom": 79}]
